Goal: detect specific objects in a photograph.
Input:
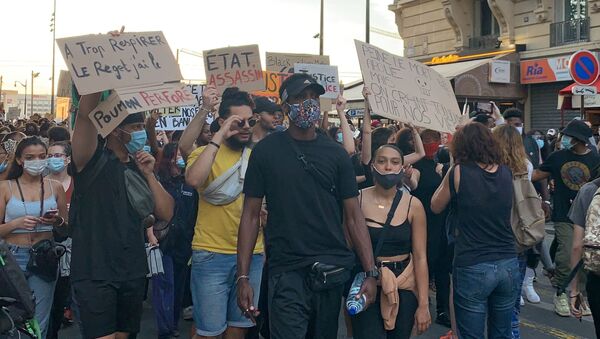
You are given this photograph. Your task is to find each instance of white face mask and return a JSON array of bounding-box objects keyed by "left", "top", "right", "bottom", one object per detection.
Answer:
[
  {"left": 23, "top": 159, "right": 47, "bottom": 176},
  {"left": 515, "top": 126, "right": 523, "bottom": 135}
]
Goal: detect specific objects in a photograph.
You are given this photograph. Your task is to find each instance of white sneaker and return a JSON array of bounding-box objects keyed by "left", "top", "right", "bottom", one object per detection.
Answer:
[
  {"left": 554, "top": 293, "right": 570, "bottom": 317},
  {"left": 183, "top": 306, "right": 193, "bottom": 320},
  {"left": 520, "top": 296, "right": 525, "bottom": 306},
  {"left": 523, "top": 267, "right": 541, "bottom": 303}
]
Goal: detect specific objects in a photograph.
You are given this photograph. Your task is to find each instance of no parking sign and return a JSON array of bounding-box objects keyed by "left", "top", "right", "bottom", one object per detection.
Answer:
[{"left": 569, "top": 50, "right": 600, "bottom": 86}]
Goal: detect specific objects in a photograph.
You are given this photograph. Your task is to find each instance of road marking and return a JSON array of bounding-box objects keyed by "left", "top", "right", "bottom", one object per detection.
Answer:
[{"left": 520, "top": 319, "right": 589, "bottom": 339}]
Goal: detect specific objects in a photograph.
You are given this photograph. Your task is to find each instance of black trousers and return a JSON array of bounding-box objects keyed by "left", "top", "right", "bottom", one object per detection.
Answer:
[
  {"left": 428, "top": 224, "right": 451, "bottom": 315},
  {"left": 587, "top": 273, "right": 600, "bottom": 339},
  {"left": 268, "top": 267, "right": 343, "bottom": 339},
  {"left": 47, "top": 276, "right": 71, "bottom": 339}
]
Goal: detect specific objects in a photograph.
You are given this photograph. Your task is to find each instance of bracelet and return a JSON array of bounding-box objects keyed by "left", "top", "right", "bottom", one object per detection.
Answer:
[
  {"left": 53, "top": 216, "right": 65, "bottom": 227},
  {"left": 208, "top": 141, "right": 220, "bottom": 149},
  {"left": 236, "top": 275, "right": 250, "bottom": 284}
]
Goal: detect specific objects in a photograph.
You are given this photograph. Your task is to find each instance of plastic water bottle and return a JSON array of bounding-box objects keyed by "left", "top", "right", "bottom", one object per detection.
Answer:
[{"left": 346, "top": 272, "right": 367, "bottom": 315}]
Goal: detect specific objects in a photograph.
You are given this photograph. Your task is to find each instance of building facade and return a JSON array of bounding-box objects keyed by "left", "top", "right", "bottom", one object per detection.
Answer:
[{"left": 389, "top": 0, "right": 599, "bottom": 131}]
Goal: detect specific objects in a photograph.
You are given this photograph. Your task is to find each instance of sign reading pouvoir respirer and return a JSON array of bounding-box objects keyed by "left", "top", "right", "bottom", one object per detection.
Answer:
[
  {"left": 56, "top": 32, "right": 182, "bottom": 95},
  {"left": 355, "top": 40, "right": 462, "bottom": 133},
  {"left": 294, "top": 63, "right": 339, "bottom": 99}
]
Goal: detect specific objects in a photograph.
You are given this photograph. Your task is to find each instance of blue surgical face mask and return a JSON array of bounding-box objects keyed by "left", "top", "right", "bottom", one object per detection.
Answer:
[
  {"left": 287, "top": 99, "right": 321, "bottom": 129},
  {"left": 47, "top": 157, "right": 65, "bottom": 173},
  {"left": 121, "top": 129, "right": 148, "bottom": 154},
  {"left": 143, "top": 145, "right": 151, "bottom": 153},
  {"left": 536, "top": 139, "right": 544, "bottom": 149},
  {"left": 561, "top": 135, "right": 574, "bottom": 150},
  {"left": 0, "top": 161, "right": 8, "bottom": 173},
  {"left": 336, "top": 132, "right": 343, "bottom": 143},
  {"left": 176, "top": 157, "right": 186, "bottom": 169}
]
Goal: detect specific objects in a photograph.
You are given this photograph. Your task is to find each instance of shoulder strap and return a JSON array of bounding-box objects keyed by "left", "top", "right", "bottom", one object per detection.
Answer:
[
  {"left": 448, "top": 165, "right": 457, "bottom": 199},
  {"left": 373, "top": 190, "right": 403, "bottom": 258},
  {"left": 284, "top": 131, "right": 337, "bottom": 198}
]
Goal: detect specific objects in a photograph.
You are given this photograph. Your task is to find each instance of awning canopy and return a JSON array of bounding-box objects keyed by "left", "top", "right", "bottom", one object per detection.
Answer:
[
  {"left": 429, "top": 58, "right": 492, "bottom": 79},
  {"left": 559, "top": 78, "right": 600, "bottom": 95}
]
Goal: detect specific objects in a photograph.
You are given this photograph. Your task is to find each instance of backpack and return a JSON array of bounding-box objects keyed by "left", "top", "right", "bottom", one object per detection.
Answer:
[
  {"left": 0, "top": 240, "right": 36, "bottom": 329},
  {"left": 583, "top": 186, "right": 600, "bottom": 274},
  {"left": 510, "top": 172, "right": 546, "bottom": 251}
]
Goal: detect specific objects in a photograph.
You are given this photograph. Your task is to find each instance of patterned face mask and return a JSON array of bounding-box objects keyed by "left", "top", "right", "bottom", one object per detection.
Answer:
[
  {"left": 3, "top": 139, "right": 17, "bottom": 155},
  {"left": 287, "top": 99, "right": 321, "bottom": 129}
]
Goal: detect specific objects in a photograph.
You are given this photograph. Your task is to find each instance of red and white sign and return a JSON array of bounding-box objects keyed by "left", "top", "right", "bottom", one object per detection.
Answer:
[
  {"left": 569, "top": 50, "right": 600, "bottom": 86},
  {"left": 520, "top": 55, "right": 571, "bottom": 84}
]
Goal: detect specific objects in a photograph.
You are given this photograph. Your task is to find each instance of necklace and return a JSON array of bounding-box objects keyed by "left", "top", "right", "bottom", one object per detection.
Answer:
[{"left": 373, "top": 194, "right": 392, "bottom": 209}]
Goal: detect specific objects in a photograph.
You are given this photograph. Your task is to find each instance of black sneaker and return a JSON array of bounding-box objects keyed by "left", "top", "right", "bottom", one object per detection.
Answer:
[{"left": 436, "top": 312, "right": 451, "bottom": 328}]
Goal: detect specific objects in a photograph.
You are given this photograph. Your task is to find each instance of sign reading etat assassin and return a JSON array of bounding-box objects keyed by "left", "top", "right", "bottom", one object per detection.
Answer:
[{"left": 203, "top": 44, "right": 265, "bottom": 93}]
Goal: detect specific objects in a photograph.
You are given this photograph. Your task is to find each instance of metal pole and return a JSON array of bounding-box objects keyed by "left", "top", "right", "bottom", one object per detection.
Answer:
[
  {"left": 31, "top": 72, "right": 34, "bottom": 117},
  {"left": 319, "top": 0, "right": 324, "bottom": 55},
  {"left": 50, "top": 0, "right": 56, "bottom": 117},
  {"left": 581, "top": 95, "right": 585, "bottom": 119},
  {"left": 0, "top": 76, "right": 3, "bottom": 114},
  {"left": 366, "top": 0, "right": 370, "bottom": 43}
]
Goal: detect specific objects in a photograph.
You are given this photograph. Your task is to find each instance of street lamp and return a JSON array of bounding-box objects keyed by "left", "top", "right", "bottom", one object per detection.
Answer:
[
  {"left": 14, "top": 81, "right": 27, "bottom": 117},
  {"left": 50, "top": 0, "right": 56, "bottom": 117},
  {"left": 31, "top": 71, "right": 40, "bottom": 117}
]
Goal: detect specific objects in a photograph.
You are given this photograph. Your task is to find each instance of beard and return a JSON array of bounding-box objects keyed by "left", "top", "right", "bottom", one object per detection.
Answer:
[{"left": 226, "top": 134, "right": 252, "bottom": 150}]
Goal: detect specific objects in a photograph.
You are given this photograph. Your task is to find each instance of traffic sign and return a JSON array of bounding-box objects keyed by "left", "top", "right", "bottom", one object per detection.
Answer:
[
  {"left": 569, "top": 50, "right": 600, "bottom": 85},
  {"left": 572, "top": 85, "right": 597, "bottom": 95}
]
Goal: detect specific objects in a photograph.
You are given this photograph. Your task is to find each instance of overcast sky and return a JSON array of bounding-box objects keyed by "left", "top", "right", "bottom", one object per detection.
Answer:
[{"left": 1, "top": 0, "right": 403, "bottom": 95}]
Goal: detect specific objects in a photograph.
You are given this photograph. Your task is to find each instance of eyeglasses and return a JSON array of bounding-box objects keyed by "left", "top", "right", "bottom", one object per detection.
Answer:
[
  {"left": 237, "top": 119, "right": 257, "bottom": 128},
  {"left": 48, "top": 153, "right": 66, "bottom": 158}
]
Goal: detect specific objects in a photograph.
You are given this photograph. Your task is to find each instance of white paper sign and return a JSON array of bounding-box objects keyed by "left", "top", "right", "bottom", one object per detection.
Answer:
[
  {"left": 89, "top": 82, "right": 196, "bottom": 137},
  {"left": 355, "top": 40, "right": 462, "bottom": 133},
  {"left": 489, "top": 60, "right": 511, "bottom": 83},
  {"left": 56, "top": 31, "right": 182, "bottom": 95},
  {"left": 294, "top": 63, "right": 339, "bottom": 99},
  {"left": 155, "top": 106, "right": 199, "bottom": 130}
]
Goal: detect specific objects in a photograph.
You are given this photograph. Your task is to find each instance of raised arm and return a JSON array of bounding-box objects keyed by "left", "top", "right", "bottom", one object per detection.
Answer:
[
  {"left": 179, "top": 85, "right": 220, "bottom": 159},
  {"left": 431, "top": 165, "right": 459, "bottom": 214},
  {"left": 185, "top": 115, "right": 241, "bottom": 188},
  {"left": 335, "top": 95, "right": 355, "bottom": 155},
  {"left": 404, "top": 127, "right": 425, "bottom": 165},
  {"left": 361, "top": 87, "right": 373, "bottom": 166},
  {"left": 146, "top": 110, "right": 160, "bottom": 156},
  {"left": 71, "top": 92, "right": 102, "bottom": 171}
]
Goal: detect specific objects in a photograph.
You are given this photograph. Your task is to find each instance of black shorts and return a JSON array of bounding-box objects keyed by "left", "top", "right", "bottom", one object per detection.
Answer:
[{"left": 72, "top": 278, "right": 145, "bottom": 339}]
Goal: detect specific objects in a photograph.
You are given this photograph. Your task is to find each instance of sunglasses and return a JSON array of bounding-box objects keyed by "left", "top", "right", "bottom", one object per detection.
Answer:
[{"left": 237, "top": 118, "right": 257, "bottom": 128}]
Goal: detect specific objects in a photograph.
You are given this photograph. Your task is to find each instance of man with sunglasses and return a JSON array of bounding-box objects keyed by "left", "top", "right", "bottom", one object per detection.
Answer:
[
  {"left": 185, "top": 87, "right": 264, "bottom": 339},
  {"left": 237, "top": 73, "right": 377, "bottom": 338}
]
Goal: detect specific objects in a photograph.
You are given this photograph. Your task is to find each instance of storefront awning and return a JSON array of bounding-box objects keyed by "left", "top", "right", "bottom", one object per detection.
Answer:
[
  {"left": 559, "top": 78, "right": 600, "bottom": 95},
  {"left": 430, "top": 58, "right": 493, "bottom": 79}
]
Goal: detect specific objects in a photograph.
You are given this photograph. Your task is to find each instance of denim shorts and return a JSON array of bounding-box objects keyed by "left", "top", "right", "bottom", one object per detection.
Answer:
[{"left": 190, "top": 250, "right": 264, "bottom": 336}]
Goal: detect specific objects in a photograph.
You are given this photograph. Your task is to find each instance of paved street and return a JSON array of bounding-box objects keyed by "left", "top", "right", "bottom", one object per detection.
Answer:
[{"left": 59, "top": 231, "right": 597, "bottom": 339}]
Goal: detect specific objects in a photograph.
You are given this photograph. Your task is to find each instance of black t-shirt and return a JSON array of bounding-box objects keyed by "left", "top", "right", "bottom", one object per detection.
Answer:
[
  {"left": 69, "top": 147, "right": 148, "bottom": 282},
  {"left": 539, "top": 149, "right": 600, "bottom": 222},
  {"left": 412, "top": 159, "right": 445, "bottom": 231},
  {"left": 243, "top": 131, "right": 358, "bottom": 275},
  {"left": 523, "top": 135, "right": 540, "bottom": 169}
]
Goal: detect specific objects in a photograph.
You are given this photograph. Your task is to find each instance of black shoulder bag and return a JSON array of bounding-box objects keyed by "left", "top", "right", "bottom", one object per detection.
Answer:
[{"left": 284, "top": 132, "right": 351, "bottom": 291}]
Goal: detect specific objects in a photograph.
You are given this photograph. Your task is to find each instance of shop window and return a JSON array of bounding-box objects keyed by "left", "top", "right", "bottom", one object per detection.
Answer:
[
  {"left": 551, "top": 0, "right": 589, "bottom": 46},
  {"left": 470, "top": 0, "right": 500, "bottom": 49}
]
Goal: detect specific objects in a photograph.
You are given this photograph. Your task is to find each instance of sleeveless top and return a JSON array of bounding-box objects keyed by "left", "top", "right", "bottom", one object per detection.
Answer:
[
  {"left": 452, "top": 163, "right": 516, "bottom": 267},
  {"left": 361, "top": 191, "right": 413, "bottom": 257},
  {"left": 6, "top": 180, "right": 58, "bottom": 234}
]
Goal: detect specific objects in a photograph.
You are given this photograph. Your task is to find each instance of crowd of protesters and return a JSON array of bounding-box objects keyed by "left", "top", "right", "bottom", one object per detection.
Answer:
[{"left": 1, "top": 65, "right": 600, "bottom": 339}]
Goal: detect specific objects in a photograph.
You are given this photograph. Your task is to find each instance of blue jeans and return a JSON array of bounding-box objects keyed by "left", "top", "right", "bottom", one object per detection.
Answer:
[
  {"left": 152, "top": 254, "right": 176, "bottom": 339},
  {"left": 9, "top": 244, "right": 57, "bottom": 339},
  {"left": 511, "top": 254, "right": 527, "bottom": 339},
  {"left": 453, "top": 257, "right": 520, "bottom": 339},
  {"left": 190, "top": 250, "right": 264, "bottom": 337}
]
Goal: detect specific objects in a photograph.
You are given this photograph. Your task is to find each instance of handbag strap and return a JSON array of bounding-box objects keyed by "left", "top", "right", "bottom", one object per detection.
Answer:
[
  {"left": 284, "top": 131, "right": 337, "bottom": 198},
  {"left": 373, "top": 189, "right": 403, "bottom": 259},
  {"left": 15, "top": 177, "right": 45, "bottom": 246}
]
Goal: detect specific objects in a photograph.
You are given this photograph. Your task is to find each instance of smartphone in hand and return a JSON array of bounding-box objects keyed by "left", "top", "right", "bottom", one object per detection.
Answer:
[{"left": 42, "top": 209, "right": 58, "bottom": 219}]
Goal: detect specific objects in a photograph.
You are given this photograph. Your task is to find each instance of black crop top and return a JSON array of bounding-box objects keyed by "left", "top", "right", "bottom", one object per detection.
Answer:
[{"left": 360, "top": 191, "right": 413, "bottom": 257}]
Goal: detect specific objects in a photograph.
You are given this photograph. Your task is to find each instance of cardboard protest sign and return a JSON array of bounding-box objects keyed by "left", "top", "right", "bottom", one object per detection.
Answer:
[
  {"left": 56, "top": 32, "right": 182, "bottom": 95},
  {"left": 155, "top": 106, "right": 199, "bottom": 130},
  {"left": 266, "top": 52, "right": 330, "bottom": 73},
  {"left": 203, "top": 44, "right": 264, "bottom": 93},
  {"left": 157, "top": 84, "right": 204, "bottom": 117},
  {"left": 294, "top": 63, "right": 339, "bottom": 99},
  {"left": 355, "top": 40, "right": 461, "bottom": 133},
  {"left": 252, "top": 71, "right": 292, "bottom": 101},
  {"left": 89, "top": 82, "right": 196, "bottom": 137}
]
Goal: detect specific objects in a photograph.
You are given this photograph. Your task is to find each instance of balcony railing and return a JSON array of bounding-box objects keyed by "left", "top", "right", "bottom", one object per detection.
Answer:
[
  {"left": 550, "top": 17, "right": 590, "bottom": 47},
  {"left": 468, "top": 35, "right": 501, "bottom": 50}
]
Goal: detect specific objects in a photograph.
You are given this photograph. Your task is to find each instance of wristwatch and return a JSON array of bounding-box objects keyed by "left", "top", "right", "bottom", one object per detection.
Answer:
[{"left": 365, "top": 268, "right": 380, "bottom": 279}]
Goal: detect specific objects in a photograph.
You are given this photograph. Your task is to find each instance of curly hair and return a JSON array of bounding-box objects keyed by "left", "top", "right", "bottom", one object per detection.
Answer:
[
  {"left": 450, "top": 122, "right": 500, "bottom": 167},
  {"left": 492, "top": 125, "right": 528, "bottom": 174}
]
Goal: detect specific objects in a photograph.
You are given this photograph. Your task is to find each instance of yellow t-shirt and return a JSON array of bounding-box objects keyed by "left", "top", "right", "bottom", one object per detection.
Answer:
[{"left": 187, "top": 144, "right": 264, "bottom": 254}]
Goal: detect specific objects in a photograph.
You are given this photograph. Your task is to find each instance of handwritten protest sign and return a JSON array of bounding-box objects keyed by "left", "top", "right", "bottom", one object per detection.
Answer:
[
  {"left": 155, "top": 106, "right": 199, "bottom": 130},
  {"left": 56, "top": 32, "right": 182, "bottom": 95},
  {"left": 252, "top": 71, "right": 292, "bottom": 101},
  {"left": 203, "top": 44, "right": 264, "bottom": 93},
  {"left": 355, "top": 40, "right": 461, "bottom": 133},
  {"left": 266, "top": 52, "right": 330, "bottom": 73},
  {"left": 294, "top": 63, "right": 339, "bottom": 99},
  {"left": 89, "top": 82, "right": 196, "bottom": 137},
  {"left": 157, "top": 84, "right": 204, "bottom": 117}
]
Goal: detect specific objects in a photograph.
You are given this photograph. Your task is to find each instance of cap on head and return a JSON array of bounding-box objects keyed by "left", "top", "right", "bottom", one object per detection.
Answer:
[
  {"left": 279, "top": 73, "right": 325, "bottom": 103},
  {"left": 253, "top": 97, "right": 281, "bottom": 114},
  {"left": 547, "top": 128, "right": 557, "bottom": 137},
  {"left": 118, "top": 112, "right": 145, "bottom": 127},
  {"left": 562, "top": 119, "right": 593, "bottom": 143}
]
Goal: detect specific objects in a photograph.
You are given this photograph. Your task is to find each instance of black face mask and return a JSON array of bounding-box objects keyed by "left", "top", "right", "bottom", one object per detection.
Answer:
[{"left": 372, "top": 167, "right": 404, "bottom": 189}]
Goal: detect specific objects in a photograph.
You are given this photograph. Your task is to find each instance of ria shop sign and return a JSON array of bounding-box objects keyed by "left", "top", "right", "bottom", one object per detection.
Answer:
[{"left": 489, "top": 60, "right": 510, "bottom": 84}]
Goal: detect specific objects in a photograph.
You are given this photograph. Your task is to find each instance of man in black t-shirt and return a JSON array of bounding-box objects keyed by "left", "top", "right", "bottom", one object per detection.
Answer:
[
  {"left": 533, "top": 119, "right": 600, "bottom": 317},
  {"left": 70, "top": 94, "right": 175, "bottom": 339},
  {"left": 236, "top": 74, "right": 378, "bottom": 339}
]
